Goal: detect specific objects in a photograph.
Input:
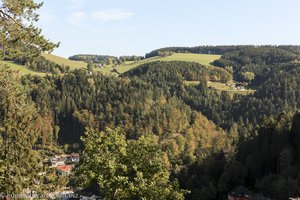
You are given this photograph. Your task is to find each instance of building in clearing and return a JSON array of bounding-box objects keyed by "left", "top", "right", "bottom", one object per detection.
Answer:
[{"left": 56, "top": 165, "right": 73, "bottom": 176}]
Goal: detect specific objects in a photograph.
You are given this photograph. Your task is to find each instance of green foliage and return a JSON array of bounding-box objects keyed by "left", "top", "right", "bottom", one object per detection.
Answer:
[
  {"left": 212, "top": 46, "right": 299, "bottom": 84},
  {"left": 27, "top": 56, "right": 66, "bottom": 74},
  {"left": 122, "top": 61, "right": 231, "bottom": 88},
  {"left": 0, "top": 60, "right": 46, "bottom": 76},
  {"left": 3, "top": 44, "right": 300, "bottom": 199},
  {"left": 234, "top": 112, "right": 300, "bottom": 199},
  {"left": 69, "top": 54, "right": 118, "bottom": 65},
  {"left": 145, "top": 46, "right": 252, "bottom": 58},
  {"left": 73, "top": 128, "right": 185, "bottom": 199},
  {"left": 0, "top": 0, "right": 58, "bottom": 60},
  {"left": 0, "top": 67, "right": 42, "bottom": 193},
  {"left": 239, "top": 71, "right": 255, "bottom": 82}
]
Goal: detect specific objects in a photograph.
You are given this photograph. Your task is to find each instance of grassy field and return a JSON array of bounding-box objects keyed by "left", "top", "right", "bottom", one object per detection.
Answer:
[
  {"left": 0, "top": 61, "right": 47, "bottom": 76},
  {"left": 208, "top": 81, "right": 256, "bottom": 95},
  {"left": 115, "top": 53, "right": 221, "bottom": 74},
  {"left": 42, "top": 53, "right": 87, "bottom": 70},
  {"left": 159, "top": 53, "right": 221, "bottom": 66}
]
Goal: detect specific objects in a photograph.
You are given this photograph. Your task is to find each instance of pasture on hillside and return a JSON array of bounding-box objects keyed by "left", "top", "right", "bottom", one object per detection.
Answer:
[
  {"left": 0, "top": 61, "right": 47, "bottom": 76},
  {"left": 42, "top": 53, "right": 87, "bottom": 70}
]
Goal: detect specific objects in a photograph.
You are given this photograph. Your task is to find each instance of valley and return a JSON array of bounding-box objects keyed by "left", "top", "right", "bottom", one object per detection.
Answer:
[{"left": 1, "top": 1, "right": 300, "bottom": 199}]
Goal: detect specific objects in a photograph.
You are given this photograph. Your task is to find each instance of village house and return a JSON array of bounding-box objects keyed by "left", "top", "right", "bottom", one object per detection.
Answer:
[
  {"left": 49, "top": 153, "right": 80, "bottom": 166},
  {"left": 56, "top": 165, "right": 73, "bottom": 176},
  {"left": 66, "top": 153, "right": 80, "bottom": 163},
  {"left": 50, "top": 157, "right": 65, "bottom": 167}
]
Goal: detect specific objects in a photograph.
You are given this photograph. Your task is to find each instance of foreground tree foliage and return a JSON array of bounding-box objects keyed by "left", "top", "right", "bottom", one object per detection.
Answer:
[
  {"left": 0, "top": 68, "right": 41, "bottom": 193},
  {"left": 0, "top": 0, "right": 59, "bottom": 194},
  {"left": 0, "top": 0, "right": 58, "bottom": 60},
  {"left": 73, "top": 128, "right": 185, "bottom": 200}
]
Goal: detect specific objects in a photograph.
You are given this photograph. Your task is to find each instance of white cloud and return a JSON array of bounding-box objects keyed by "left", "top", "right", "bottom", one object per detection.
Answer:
[
  {"left": 68, "top": 11, "right": 88, "bottom": 25},
  {"left": 67, "top": 9, "right": 134, "bottom": 26},
  {"left": 68, "top": 0, "right": 89, "bottom": 10},
  {"left": 91, "top": 9, "right": 134, "bottom": 23}
]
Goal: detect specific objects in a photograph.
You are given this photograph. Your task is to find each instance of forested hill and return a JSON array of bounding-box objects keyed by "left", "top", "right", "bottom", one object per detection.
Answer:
[
  {"left": 3, "top": 45, "right": 300, "bottom": 199},
  {"left": 145, "top": 45, "right": 300, "bottom": 58}
]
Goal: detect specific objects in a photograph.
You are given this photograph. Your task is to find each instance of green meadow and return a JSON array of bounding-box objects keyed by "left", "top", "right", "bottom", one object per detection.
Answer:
[
  {"left": 42, "top": 53, "right": 87, "bottom": 70},
  {"left": 0, "top": 61, "right": 47, "bottom": 76}
]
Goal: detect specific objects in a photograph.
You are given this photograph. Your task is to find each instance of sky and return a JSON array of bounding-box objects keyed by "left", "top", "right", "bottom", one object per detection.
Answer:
[{"left": 37, "top": 0, "right": 300, "bottom": 58}]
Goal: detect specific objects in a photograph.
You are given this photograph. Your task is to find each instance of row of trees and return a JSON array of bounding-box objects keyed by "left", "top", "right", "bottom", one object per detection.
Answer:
[
  {"left": 27, "top": 56, "right": 70, "bottom": 74},
  {"left": 69, "top": 54, "right": 145, "bottom": 66}
]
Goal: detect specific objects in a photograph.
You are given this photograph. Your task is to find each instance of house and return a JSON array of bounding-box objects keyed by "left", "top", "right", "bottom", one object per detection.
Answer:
[
  {"left": 66, "top": 153, "right": 80, "bottom": 163},
  {"left": 56, "top": 165, "right": 73, "bottom": 176},
  {"left": 50, "top": 157, "right": 65, "bottom": 167},
  {"left": 228, "top": 186, "right": 270, "bottom": 200}
]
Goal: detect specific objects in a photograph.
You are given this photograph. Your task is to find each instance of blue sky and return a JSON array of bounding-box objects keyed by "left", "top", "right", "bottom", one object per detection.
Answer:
[{"left": 37, "top": 0, "right": 300, "bottom": 58}]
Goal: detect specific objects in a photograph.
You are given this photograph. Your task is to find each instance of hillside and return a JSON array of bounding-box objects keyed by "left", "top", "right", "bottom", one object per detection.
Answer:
[
  {"left": 0, "top": 52, "right": 221, "bottom": 77},
  {"left": 0, "top": 61, "right": 47, "bottom": 76},
  {"left": 4, "top": 45, "right": 300, "bottom": 199},
  {"left": 42, "top": 53, "right": 87, "bottom": 70},
  {"left": 0, "top": 53, "right": 220, "bottom": 79},
  {"left": 0, "top": 53, "right": 88, "bottom": 76}
]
